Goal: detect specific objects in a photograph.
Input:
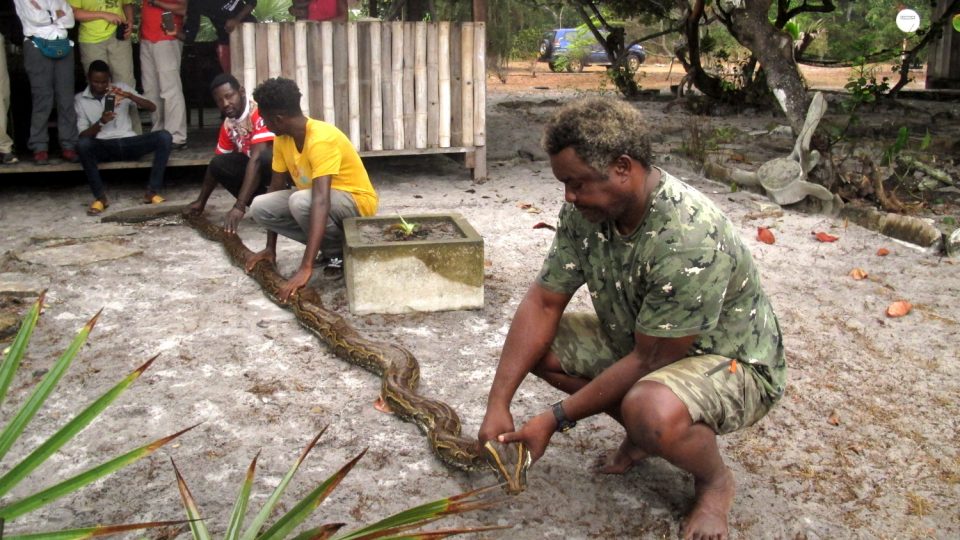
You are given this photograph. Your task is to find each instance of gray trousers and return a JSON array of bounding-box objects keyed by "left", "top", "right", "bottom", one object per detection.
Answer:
[
  {"left": 0, "top": 34, "right": 13, "bottom": 154},
  {"left": 23, "top": 41, "right": 78, "bottom": 152},
  {"left": 250, "top": 187, "right": 359, "bottom": 258}
]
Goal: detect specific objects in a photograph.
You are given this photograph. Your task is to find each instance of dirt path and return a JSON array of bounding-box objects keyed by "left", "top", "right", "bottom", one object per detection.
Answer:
[{"left": 0, "top": 85, "right": 957, "bottom": 539}]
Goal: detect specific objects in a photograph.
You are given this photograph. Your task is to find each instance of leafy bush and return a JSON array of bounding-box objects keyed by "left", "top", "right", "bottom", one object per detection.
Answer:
[
  {"left": 0, "top": 294, "right": 188, "bottom": 538},
  {"left": 172, "top": 428, "right": 507, "bottom": 540}
]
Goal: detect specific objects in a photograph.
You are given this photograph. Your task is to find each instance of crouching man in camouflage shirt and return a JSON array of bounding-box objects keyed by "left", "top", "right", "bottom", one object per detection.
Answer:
[{"left": 478, "top": 98, "right": 786, "bottom": 540}]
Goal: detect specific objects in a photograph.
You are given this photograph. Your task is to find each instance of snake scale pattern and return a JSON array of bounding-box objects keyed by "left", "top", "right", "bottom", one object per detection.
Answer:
[{"left": 184, "top": 213, "right": 487, "bottom": 471}]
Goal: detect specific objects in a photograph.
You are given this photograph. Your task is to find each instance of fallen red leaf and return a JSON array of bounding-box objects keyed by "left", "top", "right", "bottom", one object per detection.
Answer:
[
  {"left": 757, "top": 227, "right": 776, "bottom": 245},
  {"left": 886, "top": 300, "right": 912, "bottom": 318},
  {"left": 849, "top": 268, "right": 868, "bottom": 280},
  {"left": 877, "top": 248, "right": 890, "bottom": 256},
  {"left": 827, "top": 410, "right": 841, "bottom": 426},
  {"left": 373, "top": 396, "right": 394, "bottom": 414},
  {"left": 532, "top": 222, "right": 556, "bottom": 231},
  {"left": 813, "top": 231, "right": 839, "bottom": 243}
]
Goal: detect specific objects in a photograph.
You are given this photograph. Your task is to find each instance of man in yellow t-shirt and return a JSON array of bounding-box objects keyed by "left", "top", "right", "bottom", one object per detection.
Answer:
[{"left": 246, "top": 77, "right": 378, "bottom": 302}]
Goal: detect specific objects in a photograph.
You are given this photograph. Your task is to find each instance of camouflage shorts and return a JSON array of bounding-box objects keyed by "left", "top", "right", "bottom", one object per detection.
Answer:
[{"left": 550, "top": 312, "right": 775, "bottom": 435}]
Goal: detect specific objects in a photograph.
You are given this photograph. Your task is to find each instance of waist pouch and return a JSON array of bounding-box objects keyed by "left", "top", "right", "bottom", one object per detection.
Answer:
[{"left": 30, "top": 36, "right": 72, "bottom": 59}]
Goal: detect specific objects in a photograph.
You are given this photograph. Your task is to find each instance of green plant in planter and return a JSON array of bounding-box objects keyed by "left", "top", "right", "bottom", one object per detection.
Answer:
[
  {"left": 173, "top": 428, "right": 507, "bottom": 540},
  {"left": 388, "top": 215, "right": 421, "bottom": 239},
  {"left": 0, "top": 293, "right": 190, "bottom": 539}
]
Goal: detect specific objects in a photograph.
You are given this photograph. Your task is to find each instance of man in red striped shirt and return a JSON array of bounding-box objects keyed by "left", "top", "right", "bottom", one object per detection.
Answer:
[{"left": 187, "top": 73, "right": 275, "bottom": 234}]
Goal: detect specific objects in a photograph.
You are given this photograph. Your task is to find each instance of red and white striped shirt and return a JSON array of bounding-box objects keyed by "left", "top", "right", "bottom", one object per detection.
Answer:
[{"left": 215, "top": 99, "right": 274, "bottom": 156}]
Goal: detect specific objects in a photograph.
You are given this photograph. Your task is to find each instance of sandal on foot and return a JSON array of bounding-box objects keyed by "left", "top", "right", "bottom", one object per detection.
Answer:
[
  {"left": 143, "top": 193, "right": 165, "bottom": 204},
  {"left": 87, "top": 199, "right": 109, "bottom": 216}
]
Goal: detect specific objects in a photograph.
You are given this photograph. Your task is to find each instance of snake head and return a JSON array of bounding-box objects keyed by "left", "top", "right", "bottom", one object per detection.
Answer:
[{"left": 482, "top": 440, "right": 532, "bottom": 495}]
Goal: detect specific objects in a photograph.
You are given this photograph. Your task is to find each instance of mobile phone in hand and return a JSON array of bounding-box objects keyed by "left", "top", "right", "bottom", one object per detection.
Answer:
[
  {"left": 104, "top": 94, "right": 116, "bottom": 113},
  {"left": 161, "top": 11, "right": 175, "bottom": 33},
  {"left": 116, "top": 23, "right": 126, "bottom": 41}
]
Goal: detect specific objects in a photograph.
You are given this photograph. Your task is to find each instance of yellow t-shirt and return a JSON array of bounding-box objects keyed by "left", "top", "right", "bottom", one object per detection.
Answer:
[
  {"left": 68, "top": 0, "right": 134, "bottom": 43},
  {"left": 272, "top": 118, "right": 378, "bottom": 216}
]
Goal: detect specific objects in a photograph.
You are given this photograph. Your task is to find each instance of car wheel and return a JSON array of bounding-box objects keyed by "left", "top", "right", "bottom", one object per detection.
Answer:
[
  {"left": 548, "top": 62, "right": 562, "bottom": 73},
  {"left": 627, "top": 53, "right": 644, "bottom": 72},
  {"left": 567, "top": 58, "right": 584, "bottom": 73}
]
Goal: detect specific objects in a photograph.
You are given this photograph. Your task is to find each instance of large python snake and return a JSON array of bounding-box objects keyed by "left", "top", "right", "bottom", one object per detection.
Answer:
[{"left": 182, "top": 212, "right": 530, "bottom": 492}]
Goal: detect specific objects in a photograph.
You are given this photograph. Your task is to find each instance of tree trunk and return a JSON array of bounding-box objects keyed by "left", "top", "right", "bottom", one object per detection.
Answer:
[
  {"left": 723, "top": 0, "right": 809, "bottom": 133},
  {"left": 676, "top": 0, "right": 728, "bottom": 99}
]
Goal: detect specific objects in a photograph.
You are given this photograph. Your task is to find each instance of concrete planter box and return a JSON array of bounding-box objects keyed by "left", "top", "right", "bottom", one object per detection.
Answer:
[{"left": 343, "top": 213, "right": 484, "bottom": 315}]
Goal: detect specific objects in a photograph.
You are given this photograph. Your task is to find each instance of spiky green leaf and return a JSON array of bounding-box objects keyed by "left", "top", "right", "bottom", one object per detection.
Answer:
[
  {"left": 0, "top": 520, "right": 186, "bottom": 540},
  {"left": 0, "top": 292, "right": 44, "bottom": 408},
  {"left": 335, "top": 486, "right": 505, "bottom": 540},
  {"left": 0, "top": 310, "right": 101, "bottom": 462},
  {"left": 0, "top": 356, "right": 158, "bottom": 499},
  {"left": 240, "top": 428, "right": 326, "bottom": 540},
  {"left": 172, "top": 458, "right": 212, "bottom": 540},
  {"left": 288, "top": 524, "right": 345, "bottom": 540},
  {"left": 0, "top": 424, "right": 197, "bottom": 520},
  {"left": 224, "top": 451, "right": 260, "bottom": 540},
  {"left": 258, "top": 449, "right": 366, "bottom": 540}
]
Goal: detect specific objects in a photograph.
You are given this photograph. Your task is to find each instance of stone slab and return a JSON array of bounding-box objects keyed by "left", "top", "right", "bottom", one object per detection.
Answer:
[
  {"left": 30, "top": 223, "right": 136, "bottom": 243},
  {"left": 15, "top": 240, "right": 143, "bottom": 267},
  {"left": 0, "top": 273, "right": 46, "bottom": 297}
]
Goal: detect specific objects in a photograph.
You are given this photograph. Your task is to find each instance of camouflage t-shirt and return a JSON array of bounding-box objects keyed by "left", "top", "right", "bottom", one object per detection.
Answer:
[{"left": 537, "top": 169, "right": 786, "bottom": 396}]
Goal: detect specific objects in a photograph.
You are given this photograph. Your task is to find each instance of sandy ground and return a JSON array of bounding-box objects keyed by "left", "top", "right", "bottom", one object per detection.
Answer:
[{"left": 1, "top": 77, "right": 958, "bottom": 539}]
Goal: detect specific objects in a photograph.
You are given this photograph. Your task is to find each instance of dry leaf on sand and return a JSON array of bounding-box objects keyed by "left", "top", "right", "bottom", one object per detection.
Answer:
[
  {"left": 813, "top": 231, "right": 839, "bottom": 243},
  {"left": 886, "top": 300, "right": 913, "bottom": 318},
  {"left": 849, "top": 268, "right": 868, "bottom": 280},
  {"left": 757, "top": 227, "right": 776, "bottom": 245}
]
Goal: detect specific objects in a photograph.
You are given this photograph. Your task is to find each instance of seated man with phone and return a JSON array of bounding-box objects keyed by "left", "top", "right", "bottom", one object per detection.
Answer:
[{"left": 75, "top": 60, "right": 173, "bottom": 215}]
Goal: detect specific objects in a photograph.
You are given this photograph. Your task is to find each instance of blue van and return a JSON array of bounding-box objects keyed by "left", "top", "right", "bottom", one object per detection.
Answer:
[{"left": 539, "top": 27, "right": 646, "bottom": 73}]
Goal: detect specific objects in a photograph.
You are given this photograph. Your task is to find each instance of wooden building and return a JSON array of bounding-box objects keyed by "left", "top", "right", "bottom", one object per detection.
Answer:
[{"left": 230, "top": 20, "right": 487, "bottom": 181}]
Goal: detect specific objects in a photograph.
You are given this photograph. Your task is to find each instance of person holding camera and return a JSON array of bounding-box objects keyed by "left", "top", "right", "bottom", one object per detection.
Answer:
[
  {"left": 69, "top": 0, "right": 140, "bottom": 133},
  {"left": 75, "top": 60, "right": 173, "bottom": 215},
  {"left": 140, "top": 0, "right": 188, "bottom": 150}
]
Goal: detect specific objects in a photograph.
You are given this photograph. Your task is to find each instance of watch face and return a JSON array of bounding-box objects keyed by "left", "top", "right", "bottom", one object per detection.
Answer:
[{"left": 552, "top": 401, "right": 576, "bottom": 432}]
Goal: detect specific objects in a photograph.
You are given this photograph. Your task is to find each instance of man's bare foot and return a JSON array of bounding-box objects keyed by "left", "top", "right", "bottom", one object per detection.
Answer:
[
  {"left": 682, "top": 467, "right": 735, "bottom": 540},
  {"left": 593, "top": 437, "right": 649, "bottom": 474}
]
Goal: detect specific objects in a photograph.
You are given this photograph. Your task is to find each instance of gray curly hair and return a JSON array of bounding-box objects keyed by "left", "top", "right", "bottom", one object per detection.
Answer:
[{"left": 541, "top": 98, "right": 652, "bottom": 175}]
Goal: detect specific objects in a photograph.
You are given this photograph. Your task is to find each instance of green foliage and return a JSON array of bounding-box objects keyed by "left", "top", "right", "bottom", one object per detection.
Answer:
[
  {"left": 509, "top": 27, "right": 545, "bottom": 61},
  {"left": 254, "top": 0, "right": 295, "bottom": 22},
  {"left": 173, "top": 430, "right": 507, "bottom": 540},
  {"left": 883, "top": 126, "right": 910, "bottom": 165},
  {"left": 795, "top": 0, "right": 933, "bottom": 62},
  {"left": 843, "top": 59, "right": 890, "bottom": 107},
  {"left": 881, "top": 127, "right": 931, "bottom": 167},
  {"left": 195, "top": 0, "right": 293, "bottom": 42},
  {"left": 0, "top": 294, "right": 188, "bottom": 538},
  {"left": 396, "top": 215, "right": 420, "bottom": 237},
  {"left": 826, "top": 58, "right": 892, "bottom": 146}
]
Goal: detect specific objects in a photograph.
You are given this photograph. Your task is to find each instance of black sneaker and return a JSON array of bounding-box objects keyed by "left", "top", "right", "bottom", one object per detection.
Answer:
[
  {"left": 171, "top": 142, "right": 188, "bottom": 151},
  {"left": 319, "top": 256, "right": 343, "bottom": 279},
  {"left": 1, "top": 152, "right": 18, "bottom": 164}
]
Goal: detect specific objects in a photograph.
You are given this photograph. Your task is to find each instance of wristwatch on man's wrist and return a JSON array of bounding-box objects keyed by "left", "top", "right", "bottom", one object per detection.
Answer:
[{"left": 551, "top": 400, "right": 576, "bottom": 433}]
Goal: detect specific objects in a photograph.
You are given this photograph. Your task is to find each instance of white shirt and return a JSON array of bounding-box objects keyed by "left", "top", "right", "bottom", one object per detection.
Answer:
[
  {"left": 14, "top": 0, "right": 75, "bottom": 40},
  {"left": 75, "top": 82, "right": 140, "bottom": 140}
]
